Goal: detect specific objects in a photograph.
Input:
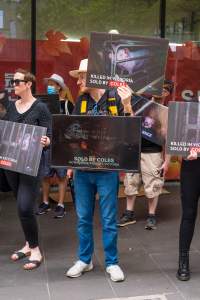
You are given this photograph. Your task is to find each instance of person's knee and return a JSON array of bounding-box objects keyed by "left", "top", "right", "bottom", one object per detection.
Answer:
[
  {"left": 102, "top": 214, "right": 117, "bottom": 231},
  {"left": 182, "top": 207, "right": 197, "bottom": 221},
  {"left": 78, "top": 218, "right": 93, "bottom": 235},
  {"left": 17, "top": 201, "right": 34, "bottom": 218},
  {"left": 182, "top": 213, "right": 196, "bottom": 222},
  {"left": 18, "top": 207, "right": 34, "bottom": 219},
  {"left": 77, "top": 211, "right": 93, "bottom": 225}
]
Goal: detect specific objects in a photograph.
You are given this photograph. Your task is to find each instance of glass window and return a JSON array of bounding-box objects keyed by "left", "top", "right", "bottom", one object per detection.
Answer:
[
  {"left": 166, "top": 0, "right": 200, "bottom": 43},
  {"left": 34, "top": 0, "right": 160, "bottom": 97},
  {"left": 165, "top": 0, "right": 200, "bottom": 103},
  {"left": 0, "top": 10, "right": 4, "bottom": 29},
  {"left": 0, "top": 0, "right": 31, "bottom": 100},
  {"left": 36, "top": 0, "right": 160, "bottom": 39}
]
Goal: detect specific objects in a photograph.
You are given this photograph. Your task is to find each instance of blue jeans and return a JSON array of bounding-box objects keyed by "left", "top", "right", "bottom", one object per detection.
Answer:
[{"left": 74, "top": 170, "right": 119, "bottom": 266}]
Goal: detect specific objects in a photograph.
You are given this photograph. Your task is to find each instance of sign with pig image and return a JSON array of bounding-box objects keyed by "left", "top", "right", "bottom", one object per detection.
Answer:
[
  {"left": 86, "top": 32, "right": 169, "bottom": 95},
  {"left": 131, "top": 94, "right": 168, "bottom": 146}
]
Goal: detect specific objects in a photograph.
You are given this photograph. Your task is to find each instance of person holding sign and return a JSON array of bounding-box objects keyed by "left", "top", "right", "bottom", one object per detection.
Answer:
[
  {"left": 118, "top": 83, "right": 171, "bottom": 230},
  {"left": 66, "top": 59, "right": 133, "bottom": 282},
  {"left": 3, "top": 69, "right": 51, "bottom": 270},
  {"left": 37, "top": 73, "right": 74, "bottom": 218},
  {"left": 176, "top": 149, "right": 200, "bottom": 281}
]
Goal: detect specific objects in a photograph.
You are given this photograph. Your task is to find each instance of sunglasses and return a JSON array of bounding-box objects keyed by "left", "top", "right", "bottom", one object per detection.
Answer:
[{"left": 10, "top": 79, "right": 27, "bottom": 86}]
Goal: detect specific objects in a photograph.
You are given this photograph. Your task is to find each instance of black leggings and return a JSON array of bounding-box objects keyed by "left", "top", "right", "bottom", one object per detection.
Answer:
[
  {"left": 5, "top": 170, "right": 41, "bottom": 248},
  {"left": 179, "top": 158, "right": 200, "bottom": 252}
]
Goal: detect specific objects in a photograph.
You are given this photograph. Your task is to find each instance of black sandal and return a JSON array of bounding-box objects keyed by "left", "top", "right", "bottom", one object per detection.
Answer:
[
  {"left": 23, "top": 259, "right": 42, "bottom": 270},
  {"left": 11, "top": 251, "right": 31, "bottom": 261}
]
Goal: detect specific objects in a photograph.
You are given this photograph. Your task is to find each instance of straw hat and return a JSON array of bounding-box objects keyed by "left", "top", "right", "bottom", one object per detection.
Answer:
[
  {"left": 44, "top": 74, "right": 66, "bottom": 89},
  {"left": 108, "top": 29, "right": 119, "bottom": 34},
  {"left": 69, "top": 59, "right": 88, "bottom": 78}
]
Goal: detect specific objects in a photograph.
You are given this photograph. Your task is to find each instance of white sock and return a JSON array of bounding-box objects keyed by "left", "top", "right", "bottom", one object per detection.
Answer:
[
  {"left": 43, "top": 201, "right": 49, "bottom": 205},
  {"left": 57, "top": 203, "right": 64, "bottom": 208}
]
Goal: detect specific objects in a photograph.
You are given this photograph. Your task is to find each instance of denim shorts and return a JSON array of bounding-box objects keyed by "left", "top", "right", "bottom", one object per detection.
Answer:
[
  {"left": 41, "top": 149, "right": 67, "bottom": 178},
  {"left": 43, "top": 167, "right": 67, "bottom": 178}
]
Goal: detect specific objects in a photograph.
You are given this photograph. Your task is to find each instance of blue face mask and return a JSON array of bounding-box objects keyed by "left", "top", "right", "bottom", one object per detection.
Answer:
[{"left": 47, "top": 85, "right": 57, "bottom": 94}]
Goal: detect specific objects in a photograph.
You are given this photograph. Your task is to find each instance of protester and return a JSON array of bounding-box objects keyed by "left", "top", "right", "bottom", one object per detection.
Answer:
[
  {"left": 176, "top": 148, "right": 200, "bottom": 281},
  {"left": 65, "top": 58, "right": 133, "bottom": 282},
  {"left": 4, "top": 69, "right": 51, "bottom": 270},
  {"left": 118, "top": 82, "right": 172, "bottom": 230},
  {"left": 37, "top": 73, "right": 74, "bottom": 218},
  {"left": 152, "top": 79, "right": 174, "bottom": 105},
  {"left": 45, "top": 73, "right": 74, "bottom": 114}
]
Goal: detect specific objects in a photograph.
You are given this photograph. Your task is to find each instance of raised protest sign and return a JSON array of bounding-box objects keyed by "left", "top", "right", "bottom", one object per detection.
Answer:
[
  {"left": 52, "top": 115, "right": 141, "bottom": 172},
  {"left": 132, "top": 95, "right": 168, "bottom": 145},
  {"left": 86, "top": 32, "right": 169, "bottom": 95},
  {"left": 0, "top": 120, "right": 46, "bottom": 176},
  {"left": 166, "top": 101, "right": 200, "bottom": 156}
]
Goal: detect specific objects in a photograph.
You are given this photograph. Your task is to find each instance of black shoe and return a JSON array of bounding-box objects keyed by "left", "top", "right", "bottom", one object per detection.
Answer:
[
  {"left": 145, "top": 215, "right": 157, "bottom": 230},
  {"left": 177, "top": 251, "right": 190, "bottom": 281},
  {"left": 117, "top": 210, "right": 136, "bottom": 227},
  {"left": 36, "top": 202, "right": 51, "bottom": 215},
  {"left": 54, "top": 205, "right": 66, "bottom": 219}
]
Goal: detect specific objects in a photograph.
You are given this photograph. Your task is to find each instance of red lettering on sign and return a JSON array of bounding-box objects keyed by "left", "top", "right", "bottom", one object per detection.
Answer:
[
  {"left": 108, "top": 80, "right": 127, "bottom": 87},
  {"left": 0, "top": 160, "right": 12, "bottom": 167}
]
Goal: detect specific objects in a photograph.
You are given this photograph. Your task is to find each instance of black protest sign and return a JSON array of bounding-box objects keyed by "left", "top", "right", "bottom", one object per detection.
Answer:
[
  {"left": 52, "top": 115, "right": 141, "bottom": 172},
  {"left": 35, "top": 94, "right": 60, "bottom": 114},
  {"left": 0, "top": 120, "right": 46, "bottom": 176},
  {"left": 86, "top": 32, "right": 169, "bottom": 95},
  {"left": 132, "top": 94, "right": 168, "bottom": 145},
  {"left": 166, "top": 102, "right": 200, "bottom": 156}
]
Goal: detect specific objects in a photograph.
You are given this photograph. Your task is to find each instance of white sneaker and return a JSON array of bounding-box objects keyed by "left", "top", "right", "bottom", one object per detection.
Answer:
[
  {"left": 106, "top": 265, "right": 125, "bottom": 282},
  {"left": 66, "top": 260, "right": 93, "bottom": 278}
]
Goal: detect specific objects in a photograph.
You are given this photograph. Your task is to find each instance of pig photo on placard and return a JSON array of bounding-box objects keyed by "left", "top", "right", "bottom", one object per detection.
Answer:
[
  {"left": 86, "top": 32, "right": 169, "bottom": 95},
  {"left": 131, "top": 94, "right": 168, "bottom": 145},
  {"left": 167, "top": 102, "right": 200, "bottom": 156}
]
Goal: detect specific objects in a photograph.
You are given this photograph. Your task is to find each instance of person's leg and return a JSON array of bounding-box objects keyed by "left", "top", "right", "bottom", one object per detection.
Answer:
[
  {"left": 4, "top": 170, "right": 19, "bottom": 197},
  {"left": 75, "top": 171, "right": 96, "bottom": 264},
  {"left": 118, "top": 172, "right": 140, "bottom": 227},
  {"left": 54, "top": 169, "right": 67, "bottom": 218},
  {"left": 42, "top": 177, "right": 51, "bottom": 203},
  {"left": 126, "top": 195, "right": 136, "bottom": 211},
  {"left": 57, "top": 177, "right": 67, "bottom": 205},
  {"left": 37, "top": 177, "right": 51, "bottom": 215},
  {"left": 37, "top": 149, "right": 52, "bottom": 214},
  {"left": 179, "top": 161, "right": 200, "bottom": 251},
  {"left": 97, "top": 171, "right": 124, "bottom": 281},
  {"left": 66, "top": 171, "right": 95, "bottom": 278},
  {"left": 142, "top": 152, "right": 164, "bottom": 230},
  {"left": 17, "top": 174, "right": 42, "bottom": 269},
  {"left": 145, "top": 196, "right": 159, "bottom": 230},
  {"left": 177, "top": 160, "right": 200, "bottom": 281},
  {"left": 53, "top": 178, "right": 67, "bottom": 218},
  {"left": 17, "top": 174, "right": 40, "bottom": 246},
  {"left": 4, "top": 171, "right": 30, "bottom": 260},
  {"left": 6, "top": 171, "right": 42, "bottom": 268},
  {"left": 97, "top": 171, "right": 119, "bottom": 266},
  {"left": 148, "top": 196, "right": 159, "bottom": 215}
]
